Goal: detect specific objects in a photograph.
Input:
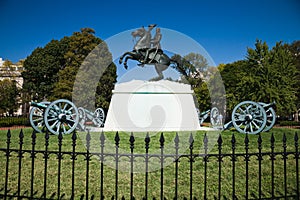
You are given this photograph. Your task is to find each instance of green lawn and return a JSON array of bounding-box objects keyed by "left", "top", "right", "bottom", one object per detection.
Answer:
[{"left": 0, "top": 128, "right": 299, "bottom": 199}]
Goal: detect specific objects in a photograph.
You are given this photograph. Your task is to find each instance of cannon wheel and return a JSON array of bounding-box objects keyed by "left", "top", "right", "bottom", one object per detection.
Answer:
[
  {"left": 44, "top": 99, "right": 79, "bottom": 135},
  {"left": 29, "top": 101, "right": 50, "bottom": 133},
  {"left": 210, "top": 107, "right": 220, "bottom": 127},
  {"left": 259, "top": 102, "right": 276, "bottom": 132},
  {"left": 232, "top": 101, "right": 267, "bottom": 134},
  {"left": 93, "top": 108, "right": 105, "bottom": 127},
  {"left": 77, "top": 107, "right": 86, "bottom": 131}
]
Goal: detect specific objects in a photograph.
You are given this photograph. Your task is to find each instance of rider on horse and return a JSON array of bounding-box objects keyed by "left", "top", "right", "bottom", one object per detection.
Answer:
[
  {"left": 134, "top": 24, "right": 156, "bottom": 65},
  {"left": 141, "top": 27, "right": 163, "bottom": 64},
  {"left": 119, "top": 24, "right": 180, "bottom": 80}
]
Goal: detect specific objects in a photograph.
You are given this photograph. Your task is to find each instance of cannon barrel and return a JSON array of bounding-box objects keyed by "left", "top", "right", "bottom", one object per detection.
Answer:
[
  {"left": 199, "top": 109, "right": 210, "bottom": 117},
  {"left": 31, "top": 101, "right": 73, "bottom": 115},
  {"left": 82, "top": 108, "right": 96, "bottom": 118},
  {"left": 261, "top": 101, "right": 276, "bottom": 109},
  {"left": 30, "top": 101, "right": 48, "bottom": 109}
]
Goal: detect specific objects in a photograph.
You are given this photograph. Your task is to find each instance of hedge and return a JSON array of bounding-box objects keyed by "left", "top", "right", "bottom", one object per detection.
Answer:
[
  {"left": 279, "top": 120, "right": 300, "bottom": 126},
  {"left": 0, "top": 117, "right": 30, "bottom": 127}
]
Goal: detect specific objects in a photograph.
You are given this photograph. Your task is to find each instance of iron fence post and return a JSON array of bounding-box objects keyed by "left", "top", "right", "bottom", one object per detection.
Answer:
[
  {"left": 30, "top": 130, "right": 37, "bottom": 199},
  {"left": 4, "top": 129, "right": 11, "bottom": 200},
  {"left": 231, "top": 134, "right": 236, "bottom": 200},
  {"left": 100, "top": 131, "right": 105, "bottom": 200},
  {"left": 174, "top": 132, "right": 179, "bottom": 200},
  {"left": 257, "top": 134, "right": 263, "bottom": 199},
  {"left": 189, "top": 133, "right": 194, "bottom": 200},
  {"left": 160, "top": 133, "right": 165, "bottom": 200},
  {"left": 203, "top": 133, "right": 208, "bottom": 200},
  {"left": 244, "top": 134, "right": 249, "bottom": 200},
  {"left": 57, "top": 131, "right": 63, "bottom": 200},
  {"left": 17, "top": 129, "right": 24, "bottom": 200},
  {"left": 217, "top": 134, "right": 223, "bottom": 200},
  {"left": 86, "top": 131, "right": 91, "bottom": 200},
  {"left": 115, "top": 132, "right": 120, "bottom": 200},
  {"left": 71, "top": 131, "right": 77, "bottom": 200},
  {"left": 129, "top": 132, "right": 135, "bottom": 200},
  {"left": 43, "top": 130, "right": 50, "bottom": 199},
  {"left": 294, "top": 132, "right": 299, "bottom": 199},
  {"left": 270, "top": 133, "right": 276, "bottom": 199}
]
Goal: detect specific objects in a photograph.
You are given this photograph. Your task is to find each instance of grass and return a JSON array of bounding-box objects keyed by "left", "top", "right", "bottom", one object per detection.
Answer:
[{"left": 0, "top": 127, "right": 299, "bottom": 199}]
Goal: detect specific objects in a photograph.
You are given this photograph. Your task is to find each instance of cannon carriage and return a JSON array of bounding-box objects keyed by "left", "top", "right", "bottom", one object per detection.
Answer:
[
  {"left": 29, "top": 99, "right": 105, "bottom": 135},
  {"left": 200, "top": 101, "right": 276, "bottom": 134},
  {"left": 30, "top": 98, "right": 275, "bottom": 135}
]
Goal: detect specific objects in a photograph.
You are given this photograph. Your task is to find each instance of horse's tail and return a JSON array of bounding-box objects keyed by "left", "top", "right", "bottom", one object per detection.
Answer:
[{"left": 170, "top": 59, "right": 188, "bottom": 77}]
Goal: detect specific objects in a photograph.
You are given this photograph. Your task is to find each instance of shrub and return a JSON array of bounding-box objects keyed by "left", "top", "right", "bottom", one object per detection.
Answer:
[
  {"left": 0, "top": 117, "right": 30, "bottom": 127},
  {"left": 279, "top": 120, "right": 300, "bottom": 126}
]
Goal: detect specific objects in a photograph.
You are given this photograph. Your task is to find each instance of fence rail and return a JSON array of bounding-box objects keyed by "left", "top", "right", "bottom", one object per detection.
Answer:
[{"left": 0, "top": 129, "right": 299, "bottom": 199}]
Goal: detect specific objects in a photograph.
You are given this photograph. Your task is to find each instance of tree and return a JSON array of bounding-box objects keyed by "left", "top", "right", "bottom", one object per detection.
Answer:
[
  {"left": 22, "top": 38, "right": 69, "bottom": 101},
  {"left": 51, "top": 28, "right": 102, "bottom": 101},
  {"left": 2, "top": 60, "right": 13, "bottom": 67},
  {"left": 95, "top": 62, "right": 117, "bottom": 111},
  {"left": 71, "top": 41, "right": 117, "bottom": 111},
  {"left": 171, "top": 53, "right": 211, "bottom": 111},
  {"left": 0, "top": 79, "right": 19, "bottom": 116},
  {"left": 183, "top": 52, "right": 209, "bottom": 72},
  {"left": 220, "top": 60, "right": 251, "bottom": 114},
  {"left": 246, "top": 40, "right": 297, "bottom": 115},
  {"left": 171, "top": 53, "right": 208, "bottom": 88},
  {"left": 1, "top": 60, "right": 18, "bottom": 79},
  {"left": 220, "top": 40, "right": 298, "bottom": 116},
  {"left": 288, "top": 40, "right": 300, "bottom": 121},
  {"left": 23, "top": 28, "right": 117, "bottom": 111},
  {"left": 51, "top": 28, "right": 117, "bottom": 110}
]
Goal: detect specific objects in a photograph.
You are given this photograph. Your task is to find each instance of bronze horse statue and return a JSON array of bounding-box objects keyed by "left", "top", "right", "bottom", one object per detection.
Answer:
[{"left": 119, "top": 26, "right": 182, "bottom": 81}]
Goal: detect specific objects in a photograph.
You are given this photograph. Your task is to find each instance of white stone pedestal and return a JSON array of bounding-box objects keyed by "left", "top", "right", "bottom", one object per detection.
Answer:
[{"left": 104, "top": 80, "right": 201, "bottom": 132}]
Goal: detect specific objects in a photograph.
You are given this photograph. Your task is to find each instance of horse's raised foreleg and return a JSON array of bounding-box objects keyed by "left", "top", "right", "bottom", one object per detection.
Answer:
[
  {"left": 119, "top": 52, "right": 129, "bottom": 64},
  {"left": 124, "top": 55, "right": 134, "bottom": 69},
  {"left": 119, "top": 52, "right": 137, "bottom": 69}
]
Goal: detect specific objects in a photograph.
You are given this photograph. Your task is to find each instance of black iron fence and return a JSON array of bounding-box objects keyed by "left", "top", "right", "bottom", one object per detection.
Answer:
[{"left": 0, "top": 129, "right": 299, "bottom": 199}]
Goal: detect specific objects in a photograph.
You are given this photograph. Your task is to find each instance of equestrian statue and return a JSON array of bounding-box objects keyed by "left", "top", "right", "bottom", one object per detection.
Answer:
[{"left": 119, "top": 24, "right": 186, "bottom": 81}]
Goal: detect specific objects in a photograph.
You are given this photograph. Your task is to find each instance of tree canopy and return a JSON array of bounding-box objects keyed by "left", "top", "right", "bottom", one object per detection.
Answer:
[
  {"left": 171, "top": 53, "right": 211, "bottom": 111},
  {"left": 22, "top": 28, "right": 117, "bottom": 111},
  {"left": 0, "top": 79, "right": 19, "bottom": 116},
  {"left": 22, "top": 38, "right": 69, "bottom": 101},
  {"left": 220, "top": 40, "right": 298, "bottom": 116}
]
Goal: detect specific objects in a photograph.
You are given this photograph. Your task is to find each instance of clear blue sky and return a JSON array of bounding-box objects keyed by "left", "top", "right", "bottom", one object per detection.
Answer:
[{"left": 0, "top": 0, "right": 299, "bottom": 65}]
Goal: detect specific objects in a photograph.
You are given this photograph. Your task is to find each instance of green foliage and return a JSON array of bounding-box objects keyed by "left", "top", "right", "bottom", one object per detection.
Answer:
[
  {"left": 22, "top": 38, "right": 69, "bottom": 101},
  {"left": 95, "top": 63, "right": 117, "bottom": 111},
  {"left": 288, "top": 40, "right": 300, "bottom": 117},
  {"left": 279, "top": 120, "right": 300, "bottom": 126},
  {"left": 219, "top": 60, "right": 248, "bottom": 111},
  {"left": 23, "top": 28, "right": 117, "bottom": 110},
  {"left": 51, "top": 28, "right": 103, "bottom": 101},
  {"left": 2, "top": 60, "right": 13, "bottom": 67},
  {"left": 70, "top": 40, "right": 117, "bottom": 111},
  {"left": 193, "top": 82, "right": 210, "bottom": 110},
  {"left": 183, "top": 52, "right": 209, "bottom": 72},
  {"left": 171, "top": 53, "right": 211, "bottom": 110},
  {"left": 220, "top": 40, "right": 298, "bottom": 116},
  {"left": 0, "top": 79, "right": 20, "bottom": 115},
  {"left": 0, "top": 117, "right": 30, "bottom": 127},
  {"left": 171, "top": 53, "right": 208, "bottom": 87}
]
